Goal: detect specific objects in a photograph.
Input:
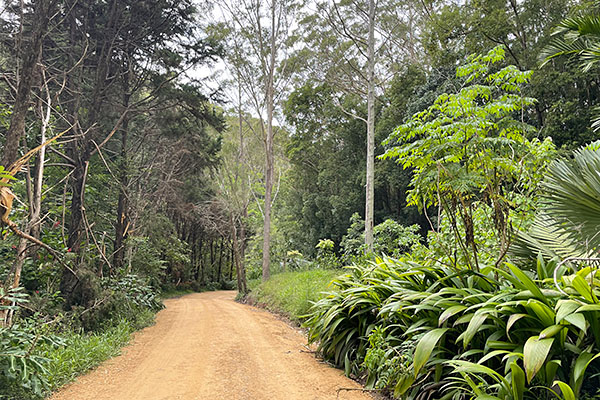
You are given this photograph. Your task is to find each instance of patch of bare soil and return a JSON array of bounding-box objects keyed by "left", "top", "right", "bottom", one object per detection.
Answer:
[{"left": 48, "top": 290, "right": 374, "bottom": 400}]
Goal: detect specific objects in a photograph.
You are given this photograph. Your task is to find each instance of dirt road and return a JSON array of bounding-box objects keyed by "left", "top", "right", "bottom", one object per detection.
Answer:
[{"left": 49, "top": 291, "right": 373, "bottom": 400}]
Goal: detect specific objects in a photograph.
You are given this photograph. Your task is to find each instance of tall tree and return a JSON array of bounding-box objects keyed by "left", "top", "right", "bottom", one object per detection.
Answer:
[
  {"left": 420, "top": 0, "right": 597, "bottom": 147},
  {"left": 47, "top": 0, "right": 221, "bottom": 304},
  {"left": 294, "top": 0, "right": 421, "bottom": 252},
  {"left": 365, "top": 0, "right": 375, "bottom": 251},
  {"left": 216, "top": 0, "right": 298, "bottom": 281}
]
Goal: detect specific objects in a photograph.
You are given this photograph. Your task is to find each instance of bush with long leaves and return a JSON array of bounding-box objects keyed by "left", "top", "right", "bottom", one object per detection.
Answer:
[{"left": 305, "top": 256, "right": 600, "bottom": 399}]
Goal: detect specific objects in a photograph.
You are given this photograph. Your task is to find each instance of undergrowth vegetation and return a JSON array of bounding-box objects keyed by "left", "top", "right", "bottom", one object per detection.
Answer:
[
  {"left": 305, "top": 257, "right": 600, "bottom": 399},
  {"left": 247, "top": 269, "right": 338, "bottom": 322},
  {"left": 0, "top": 275, "right": 161, "bottom": 399}
]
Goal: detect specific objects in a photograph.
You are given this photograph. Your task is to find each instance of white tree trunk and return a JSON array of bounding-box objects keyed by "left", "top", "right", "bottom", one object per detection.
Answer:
[
  {"left": 262, "top": 0, "right": 277, "bottom": 282},
  {"left": 365, "top": 0, "right": 376, "bottom": 253}
]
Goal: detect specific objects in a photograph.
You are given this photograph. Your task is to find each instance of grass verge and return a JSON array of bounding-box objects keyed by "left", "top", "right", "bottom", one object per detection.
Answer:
[
  {"left": 43, "top": 309, "right": 155, "bottom": 394},
  {"left": 159, "top": 288, "right": 197, "bottom": 300},
  {"left": 0, "top": 309, "right": 156, "bottom": 400},
  {"left": 246, "top": 269, "right": 339, "bottom": 323}
]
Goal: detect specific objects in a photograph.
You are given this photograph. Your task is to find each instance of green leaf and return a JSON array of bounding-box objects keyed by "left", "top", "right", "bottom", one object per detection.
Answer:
[
  {"left": 507, "top": 314, "right": 528, "bottom": 339},
  {"left": 576, "top": 304, "right": 600, "bottom": 312},
  {"left": 447, "top": 360, "right": 509, "bottom": 386},
  {"left": 556, "top": 300, "right": 581, "bottom": 323},
  {"left": 394, "top": 374, "right": 414, "bottom": 397},
  {"left": 564, "top": 313, "right": 587, "bottom": 331},
  {"left": 524, "top": 336, "right": 554, "bottom": 383},
  {"left": 439, "top": 305, "right": 467, "bottom": 326},
  {"left": 572, "top": 274, "right": 598, "bottom": 303},
  {"left": 553, "top": 380, "right": 575, "bottom": 400},
  {"left": 546, "top": 360, "right": 561, "bottom": 385},
  {"left": 527, "top": 299, "right": 555, "bottom": 326},
  {"left": 511, "top": 362, "right": 526, "bottom": 400},
  {"left": 572, "top": 351, "right": 600, "bottom": 394},
  {"left": 461, "top": 312, "right": 488, "bottom": 348},
  {"left": 508, "top": 263, "right": 546, "bottom": 304},
  {"left": 413, "top": 328, "right": 448, "bottom": 377},
  {"left": 539, "top": 325, "right": 565, "bottom": 339}
]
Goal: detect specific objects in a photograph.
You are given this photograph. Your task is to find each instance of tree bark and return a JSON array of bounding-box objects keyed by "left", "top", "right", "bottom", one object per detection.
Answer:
[
  {"left": 364, "top": 0, "right": 376, "bottom": 253},
  {"left": 261, "top": 0, "right": 277, "bottom": 282},
  {"left": 113, "top": 64, "right": 132, "bottom": 272},
  {"left": 1, "top": 87, "right": 51, "bottom": 327},
  {"left": 217, "top": 237, "right": 223, "bottom": 282},
  {"left": 229, "top": 241, "right": 234, "bottom": 281},
  {"left": 232, "top": 214, "right": 248, "bottom": 294}
]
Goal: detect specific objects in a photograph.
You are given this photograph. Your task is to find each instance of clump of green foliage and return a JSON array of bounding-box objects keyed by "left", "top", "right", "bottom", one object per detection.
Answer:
[
  {"left": 0, "top": 289, "right": 56, "bottom": 398},
  {"left": 341, "top": 213, "right": 422, "bottom": 262},
  {"left": 305, "top": 256, "right": 600, "bottom": 399},
  {"left": 382, "top": 46, "right": 555, "bottom": 271},
  {"left": 0, "top": 274, "right": 160, "bottom": 399}
]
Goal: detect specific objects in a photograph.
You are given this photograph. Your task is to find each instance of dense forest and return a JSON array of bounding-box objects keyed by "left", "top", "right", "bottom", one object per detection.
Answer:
[{"left": 2, "top": 0, "right": 600, "bottom": 399}]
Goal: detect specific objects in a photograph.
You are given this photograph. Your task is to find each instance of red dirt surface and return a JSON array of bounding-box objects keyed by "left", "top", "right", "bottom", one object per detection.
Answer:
[{"left": 49, "top": 290, "right": 373, "bottom": 400}]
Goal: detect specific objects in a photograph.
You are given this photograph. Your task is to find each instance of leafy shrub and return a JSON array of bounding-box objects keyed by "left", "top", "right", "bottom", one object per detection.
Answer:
[
  {"left": 315, "top": 239, "right": 339, "bottom": 268},
  {"left": 76, "top": 274, "right": 162, "bottom": 331},
  {"left": 363, "top": 326, "right": 414, "bottom": 393},
  {"left": 285, "top": 250, "right": 312, "bottom": 270},
  {"left": 341, "top": 213, "right": 422, "bottom": 262},
  {"left": 0, "top": 288, "right": 63, "bottom": 398},
  {"left": 304, "top": 256, "right": 600, "bottom": 399},
  {"left": 104, "top": 275, "right": 162, "bottom": 311},
  {"left": 381, "top": 46, "right": 555, "bottom": 271}
]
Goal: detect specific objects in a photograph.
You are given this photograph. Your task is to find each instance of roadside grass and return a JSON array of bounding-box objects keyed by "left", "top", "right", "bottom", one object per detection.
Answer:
[
  {"left": 41, "top": 309, "right": 155, "bottom": 395},
  {"left": 246, "top": 269, "right": 339, "bottom": 322},
  {"left": 159, "top": 288, "right": 197, "bottom": 300},
  {"left": 1, "top": 311, "right": 156, "bottom": 400}
]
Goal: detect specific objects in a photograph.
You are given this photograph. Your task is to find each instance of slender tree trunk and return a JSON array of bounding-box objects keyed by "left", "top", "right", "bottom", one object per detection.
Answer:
[
  {"left": 364, "top": 0, "right": 376, "bottom": 253},
  {"left": 29, "top": 82, "right": 50, "bottom": 242},
  {"left": 191, "top": 229, "right": 197, "bottom": 281},
  {"left": 229, "top": 241, "right": 234, "bottom": 280},
  {"left": 198, "top": 238, "right": 204, "bottom": 283},
  {"left": 2, "top": 90, "right": 50, "bottom": 327},
  {"left": 113, "top": 66, "right": 132, "bottom": 272},
  {"left": 232, "top": 214, "right": 248, "bottom": 294},
  {"left": 210, "top": 239, "right": 215, "bottom": 281},
  {"left": 217, "top": 237, "right": 223, "bottom": 282},
  {"left": 261, "top": 0, "right": 277, "bottom": 282}
]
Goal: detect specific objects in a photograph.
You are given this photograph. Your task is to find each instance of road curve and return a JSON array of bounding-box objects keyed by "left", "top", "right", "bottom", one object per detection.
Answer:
[{"left": 49, "top": 290, "right": 373, "bottom": 400}]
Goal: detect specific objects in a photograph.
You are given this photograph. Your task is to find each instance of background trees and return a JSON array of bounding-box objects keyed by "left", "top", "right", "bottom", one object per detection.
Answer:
[{"left": 2, "top": 0, "right": 598, "bottom": 304}]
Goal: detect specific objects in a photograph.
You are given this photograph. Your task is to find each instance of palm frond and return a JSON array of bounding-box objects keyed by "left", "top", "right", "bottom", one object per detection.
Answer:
[
  {"left": 512, "top": 142, "right": 600, "bottom": 261},
  {"left": 540, "top": 14, "right": 600, "bottom": 71},
  {"left": 539, "top": 37, "right": 589, "bottom": 67},
  {"left": 541, "top": 143, "right": 600, "bottom": 250},
  {"left": 511, "top": 214, "right": 593, "bottom": 260},
  {"left": 553, "top": 15, "right": 600, "bottom": 37},
  {"left": 591, "top": 106, "right": 600, "bottom": 131}
]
